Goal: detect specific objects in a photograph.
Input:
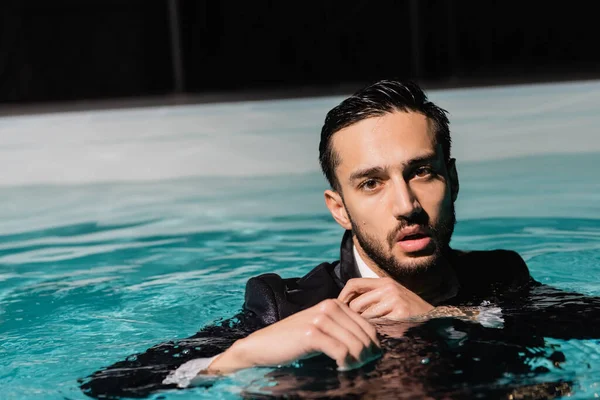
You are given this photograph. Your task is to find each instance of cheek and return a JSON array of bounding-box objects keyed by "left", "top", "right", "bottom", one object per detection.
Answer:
[
  {"left": 350, "top": 197, "right": 389, "bottom": 233},
  {"left": 414, "top": 182, "right": 450, "bottom": 219}
]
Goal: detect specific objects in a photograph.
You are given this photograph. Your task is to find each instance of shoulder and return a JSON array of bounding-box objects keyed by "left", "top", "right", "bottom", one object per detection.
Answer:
[
  {"left": 243, "top": 261, "right": 341, "bottom": 325},
  {"left": 452, "top": 249, "right": 532, "bottom": 299}
]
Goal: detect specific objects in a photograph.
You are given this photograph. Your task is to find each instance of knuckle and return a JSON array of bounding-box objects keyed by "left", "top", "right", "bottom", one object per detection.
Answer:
[
  {"left": 346, "top": 278, "right": 359, "bottom": 287},
  {"left": 384, "top": 283, "right": 398, "bottom": 292},
  {"left": 312, "top": 315, "right": 325, "bottom": 327},
  {"left": 347, "top": 300, "right": 358, "bottom": 311},
  {"left": 390, "top": 293, "right": 403, "bottom": 303},
  {"left": 304, "top": 325, "right": 319, "bottom": 338},
  {"left": 393, "top": 307, "right": 408, "bottom": 318},
  {"left": 319, "top": 298, "right": 338, "bottom": 314}
]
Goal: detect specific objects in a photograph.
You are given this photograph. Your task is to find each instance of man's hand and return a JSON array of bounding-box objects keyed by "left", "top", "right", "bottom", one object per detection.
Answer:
[
  {"left": 206, "top": 299, "right": 381, "bottom": 374},
  {"left": 337, "top": 278, "right": 434, "bottom": 320}
]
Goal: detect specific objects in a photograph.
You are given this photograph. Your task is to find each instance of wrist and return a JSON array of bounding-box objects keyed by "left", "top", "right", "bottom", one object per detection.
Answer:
[
  {"left": 205, "top": 338, "right": 252, "bottom": 374},
  {"left": 424, "top": 302, "right": 435, "bottom": 314}
]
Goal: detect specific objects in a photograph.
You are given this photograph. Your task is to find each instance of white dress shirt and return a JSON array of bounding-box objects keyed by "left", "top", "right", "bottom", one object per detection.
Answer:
[{"left": 353, "top": 246, "right": 380, "bottom": 278}]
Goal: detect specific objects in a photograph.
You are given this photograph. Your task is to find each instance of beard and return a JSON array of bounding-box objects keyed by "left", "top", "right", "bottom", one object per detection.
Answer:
[{"left": 348, "top": 205, "right": 456, "bottom": 278}]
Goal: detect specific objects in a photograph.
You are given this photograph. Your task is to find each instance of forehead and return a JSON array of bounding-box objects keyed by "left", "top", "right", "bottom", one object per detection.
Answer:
[{"left": 332, "top": 111, "right": 437, "bottom": 175}]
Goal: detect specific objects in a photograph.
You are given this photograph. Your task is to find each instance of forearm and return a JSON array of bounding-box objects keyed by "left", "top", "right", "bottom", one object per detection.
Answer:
[
  {"left": 80, "top": 311, "right": 260, "bottom": 398},
  {"left": 166, "top": 331, "right": 279, "bottom": 389}
]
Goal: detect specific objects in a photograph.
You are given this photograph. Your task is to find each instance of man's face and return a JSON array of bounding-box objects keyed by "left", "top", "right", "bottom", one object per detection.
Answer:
[{"left": 327, "top": 111, "right": 458, "bottom": 276}]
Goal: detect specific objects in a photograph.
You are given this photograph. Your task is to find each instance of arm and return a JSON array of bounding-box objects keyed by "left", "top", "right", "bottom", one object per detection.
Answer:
[
  {"left": 78, "top": 274, "right": 280, "bottom": 398},
  {"left": 203, "top": 299, "right": 381, "bottom": 374},
  {"left": 79, "top": 310, "right": 262, "bottom": 399},
  {"left": 494, "top": 251, "right": 600, "bottom": 340},
  {"left": 80, "top": 299, "right": 382, "bottom": 398},
  {"left": 503, "top": 281, "right": 600, "bottom": 340}
]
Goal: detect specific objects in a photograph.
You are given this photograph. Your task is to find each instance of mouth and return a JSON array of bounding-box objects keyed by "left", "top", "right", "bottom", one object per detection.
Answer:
[
  {"left": 396, "top": 226, "right": 429, "bottom": 241},
  {"left": 395, "top": 228, "right": 433, "bottom": 253},
  {"left": 400, "top": 232, "right": 428, "bottom": 240}
]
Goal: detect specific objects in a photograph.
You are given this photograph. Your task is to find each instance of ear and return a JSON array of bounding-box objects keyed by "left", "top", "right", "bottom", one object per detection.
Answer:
[
  {"left": 447, "top": 158, "right": 459, "bottom": 202},
  {"left": 324, "top": 189, "right": 353, "bottom": 230}
]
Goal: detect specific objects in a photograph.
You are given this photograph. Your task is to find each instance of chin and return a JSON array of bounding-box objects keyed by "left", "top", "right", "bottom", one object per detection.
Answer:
[{"left": 393, "top": 253, "right": 439, "bottom": 273}]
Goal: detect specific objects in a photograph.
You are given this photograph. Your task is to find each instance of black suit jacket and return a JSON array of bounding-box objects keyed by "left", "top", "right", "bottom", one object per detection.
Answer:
[{"left": 80, "top": 231, "right": 600, "bottom": 399}]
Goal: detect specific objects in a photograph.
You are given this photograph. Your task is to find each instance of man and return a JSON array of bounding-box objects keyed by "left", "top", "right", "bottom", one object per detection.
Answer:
[{"left": 80, "top": 80, "right": 599, "bottom": 399}]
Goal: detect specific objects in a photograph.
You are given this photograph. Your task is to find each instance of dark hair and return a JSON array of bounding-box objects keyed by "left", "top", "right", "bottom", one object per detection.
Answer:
[{"left": 318, "top": 80, "right": 451, "bottom": 192}]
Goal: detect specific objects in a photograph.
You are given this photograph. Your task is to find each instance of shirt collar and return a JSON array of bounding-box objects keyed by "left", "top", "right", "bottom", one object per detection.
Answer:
[{"left": 353, "top": 245, "right": 380, "bottom": 278}]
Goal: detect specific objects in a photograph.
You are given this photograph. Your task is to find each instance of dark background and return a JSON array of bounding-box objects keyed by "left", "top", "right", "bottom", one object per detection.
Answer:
[{"left": 1, "top": 0, "right": 599, "bottom": 107}]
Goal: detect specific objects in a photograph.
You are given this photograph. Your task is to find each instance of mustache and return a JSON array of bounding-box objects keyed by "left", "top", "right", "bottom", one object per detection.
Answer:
[{"left": 386, "top": 210, "right": 430, "bottom": 246}]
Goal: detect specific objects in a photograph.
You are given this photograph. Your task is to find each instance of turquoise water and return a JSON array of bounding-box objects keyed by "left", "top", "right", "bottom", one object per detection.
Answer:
[
  {"left": 1, "top": 150, "right": 599, "bottom": 399},
  {"left": 2, "top": 78, "right": 600, "bottom": 399}
]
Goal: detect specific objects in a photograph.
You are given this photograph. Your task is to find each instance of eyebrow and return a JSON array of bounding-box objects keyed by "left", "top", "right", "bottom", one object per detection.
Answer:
[{"left": 348, "top": 152, "right": 438, "bottom": 184}]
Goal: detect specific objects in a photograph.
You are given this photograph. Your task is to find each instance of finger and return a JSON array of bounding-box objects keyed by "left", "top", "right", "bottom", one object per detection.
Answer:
[
  {"left": 338, "top": 278, "right": 383, "bottom": 303},
  {"left": 348, "top": 288, "right": 385, "bottom": 314},
  {"left": 312, "top": 314, "right": 368, "bottom": 363},
  {"left": 334, "top": 300, "right": 381, "bottom": 348},
  {"left": 319, "top": 300, "right": 376, "bottom": 351},
  {"left": 305, "top": 327, "right": 354, "bottom": 368},
  {"left": 361, "top": 301, "right": 394, "bottom": 320}
]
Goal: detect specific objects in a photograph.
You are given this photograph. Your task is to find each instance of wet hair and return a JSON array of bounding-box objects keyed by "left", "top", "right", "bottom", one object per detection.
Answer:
[{"left": 318, "top": 80, "right": 451, "bottom": 192}]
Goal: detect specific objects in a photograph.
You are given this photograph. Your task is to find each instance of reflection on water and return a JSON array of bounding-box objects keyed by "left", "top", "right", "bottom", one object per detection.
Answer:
[
  {"left": 243, "top": 319, "right": 573, "bottom": 400},
  {"left": 240, "top": 285, "right": 600, "bottom": 399}
]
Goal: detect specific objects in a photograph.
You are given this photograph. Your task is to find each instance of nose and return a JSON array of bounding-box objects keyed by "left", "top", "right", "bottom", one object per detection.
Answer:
[{"left": 391, "top": 180, "right": 421, "bottom": 220}]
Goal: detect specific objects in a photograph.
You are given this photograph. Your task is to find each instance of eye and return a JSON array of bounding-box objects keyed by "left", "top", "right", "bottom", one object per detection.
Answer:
[
  {"left": 359, "top": 179, "right": 381, "bottom": 191},
  {"left": 414, "top": 166, "right": 434, "bottom": 178}
]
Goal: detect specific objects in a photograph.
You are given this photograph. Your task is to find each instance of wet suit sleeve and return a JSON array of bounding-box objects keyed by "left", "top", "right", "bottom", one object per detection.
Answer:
[
  {"left": 491, "top": 251, "right": 600, "bottom": 340},
  {"left": 78, "top": 311, "right": 263, "bottom": 399},
  {"left": 79, "top": 275, "right": 283, "bottom": 399},
  {"left": 505, "top": 281, "right": 600, "bottom": 340}
]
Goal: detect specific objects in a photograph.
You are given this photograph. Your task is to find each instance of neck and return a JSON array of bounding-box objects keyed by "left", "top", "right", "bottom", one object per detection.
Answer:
[{"left": 353, "top": 241, "right": 459, "bottom": 305}]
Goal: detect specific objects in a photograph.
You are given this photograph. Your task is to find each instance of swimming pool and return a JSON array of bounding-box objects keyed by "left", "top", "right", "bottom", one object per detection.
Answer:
[{"left": 1, "top": 81, "right": 600, "bottom": 399}]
